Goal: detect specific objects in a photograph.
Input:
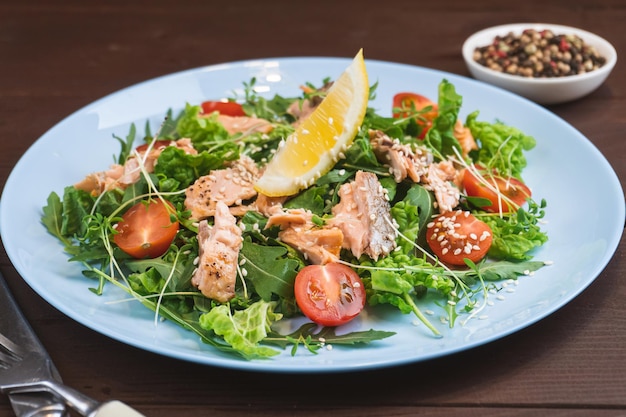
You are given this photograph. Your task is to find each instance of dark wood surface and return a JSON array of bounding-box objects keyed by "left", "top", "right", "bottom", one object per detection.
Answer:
[{"left": 1, "top": 1, "right": 625, "bottom": 416}]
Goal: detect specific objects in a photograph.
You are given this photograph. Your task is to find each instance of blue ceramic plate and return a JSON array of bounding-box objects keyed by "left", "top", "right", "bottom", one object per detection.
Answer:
[{"left": 2, "top": 57, "right": 624, "bottom": 373}]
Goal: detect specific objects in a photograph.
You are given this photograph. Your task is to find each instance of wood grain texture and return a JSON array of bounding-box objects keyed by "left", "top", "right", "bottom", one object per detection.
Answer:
[{"left": 1, "top": 0, "right": 625, "bottom": 415}]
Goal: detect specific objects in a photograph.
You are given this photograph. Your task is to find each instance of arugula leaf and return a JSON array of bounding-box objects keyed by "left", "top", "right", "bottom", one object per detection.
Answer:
[
  {"left": 453, "top": 260, "right": 547, "bottom": 284},
  {"left": 284, "top": 185, "right": 328, "bottom": 216},
  {"left": 265, "top": 323, "right": 395, "bottom": 354},
  {"left": 41, "top": 192, "right": 68, "bottom": 245},
  {"left": 423, "top": 79, "right": 463, "bottom": 159},
  {"left": 114, "top": 122, "right": 137, "bottom": 165},
  {"left": 239, "top": 240, "right": 301, "bottom": 300}
]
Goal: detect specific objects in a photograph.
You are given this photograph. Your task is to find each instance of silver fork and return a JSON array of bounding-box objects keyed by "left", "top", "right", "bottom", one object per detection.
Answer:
[{"left": 0, "top": 271, "right": 145, "bottom": 417}]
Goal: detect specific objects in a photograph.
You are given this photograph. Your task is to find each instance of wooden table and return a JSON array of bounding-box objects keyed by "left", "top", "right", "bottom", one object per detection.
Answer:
[{"left": 1, "top": 1, "right": 624, "bottom": 415}]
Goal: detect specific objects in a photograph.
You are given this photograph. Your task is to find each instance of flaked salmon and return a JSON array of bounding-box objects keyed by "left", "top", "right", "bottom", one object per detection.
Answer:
[
  {"left": 423, "top": 160, "right": 462, "bottom": 212},
  {"left": 266, "top": 208, "right": 343, "bottom": 265},
  {"left": 328, "top": 171, "right": 397, "bottom": 260},
  {"left": 253, "top": 193, "right": 288, "bottom": 217},
  {"left": 453, "top": 119, "right": 478, "bottom": 158},
  {"left": 215, "top": 114, "right": 273, "bottom": 135},
  {"left": 369, "top": 130, "right": 432, "bottom": 183},
  {"left": 286, "top": 82, "right": 333, "bottom": 126},
  {"left": 75, "top": 138, "right": 197, "bottom": 196},
  {"left": 191, "top": 201, "right": 243, "bottom": 303},
  {"left": 369, "top": 129, "right": 462, "bottom": 213},
  {"left": 185, "top": 155, "right": 260, "bottom": 220}
]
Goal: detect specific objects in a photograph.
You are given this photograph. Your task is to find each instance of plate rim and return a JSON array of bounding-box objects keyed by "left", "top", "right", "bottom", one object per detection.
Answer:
[{"left": 1, "top": 56, "right": 624, "bottom": 373}]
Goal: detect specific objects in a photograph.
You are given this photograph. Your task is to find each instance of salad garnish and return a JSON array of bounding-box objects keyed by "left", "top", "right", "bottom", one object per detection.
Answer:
[{"left": 41, "top": 50, "right": 549, "bottom": 360}]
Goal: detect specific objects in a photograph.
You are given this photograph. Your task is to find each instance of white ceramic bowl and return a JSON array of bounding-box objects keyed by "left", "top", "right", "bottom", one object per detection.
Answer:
[{"left": 462, "top": 23, "right": 617, "bottom": 105}]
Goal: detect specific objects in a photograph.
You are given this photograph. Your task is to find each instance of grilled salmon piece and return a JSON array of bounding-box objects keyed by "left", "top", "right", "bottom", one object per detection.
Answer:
[
  {"left": 185, "top": 155, "right": 260, "bottom": 220},
  {"left": 266, "top": 208, "right": 343, "bottom": 265},
  {"left": 423, "top": 160, "right": 462, "bottom": 213},
  {"left": 75, "top": 138, "right": 196, "bottom": 196},
  {"left": 191, "top": 201, "right": 242, "bottom": 303},
  {"left": 286, "top": 82, "right": 333, "bottom": 127},
  {"left": 453, "top": 119, "right": 478, "bottom": 157},
  {"left": 215, "top": 114, "right": 273, "bottom": 135},
  {"left": 369, "top": 130, "right": 432, "bottom": 183},
  {"left": 329, "top": 171, "right": 397, "bottom": 260}
]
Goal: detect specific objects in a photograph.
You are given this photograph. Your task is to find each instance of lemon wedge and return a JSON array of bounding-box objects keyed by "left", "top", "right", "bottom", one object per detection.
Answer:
[{"left": 254, "top": 49, "right": 369, "bottom": 197}]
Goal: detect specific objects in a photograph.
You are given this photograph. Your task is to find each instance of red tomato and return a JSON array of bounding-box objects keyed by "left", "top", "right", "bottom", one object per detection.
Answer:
[
  {"left": 200, "top": 100, "right": 246, "bottom": 117},
  {"left": 294, "top": 263, "right": 366, "bottom": 327},
  {"left": 392, "top": 92, "right": 438, "bottom": 139},
  {"left": 134, "top": 140, "right": 174, "bottom": 153},
  {"left": 463, "top": 166, "right": 532, "bottom": 214},
  {"left": 426, "top": 210, "right": 493, "bottom": 266},
  {"left": 113, "top": 199, "right": 179, "bottom": 259}
]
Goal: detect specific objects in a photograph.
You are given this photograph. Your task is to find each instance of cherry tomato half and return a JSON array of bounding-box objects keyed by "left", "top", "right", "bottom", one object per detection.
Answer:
[
  {"left": 463, "top": 166, "right": 532, "bottom": 214},
  {"left": 134, "top": 140, "right": 174, "bottom": 153},
  {"left": 426, "top": 210, "right": 493, "bottom": 266},
  {"left": 113, "top": 199, "right": 179, "bottom": 259},
  {"left": 200, "top": 100, "right": 246, "bottom": 117},
  {"left": 392, "top": 92, "right": 438, "bottom": 139},
  {"left": 294, "top": 263, "right": 366, "bottom": 327}
]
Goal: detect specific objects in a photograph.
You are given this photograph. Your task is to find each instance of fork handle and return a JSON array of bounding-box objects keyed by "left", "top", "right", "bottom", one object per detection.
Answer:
[{"left": 90, "top": 400, "right": 145, "bottom": 417}]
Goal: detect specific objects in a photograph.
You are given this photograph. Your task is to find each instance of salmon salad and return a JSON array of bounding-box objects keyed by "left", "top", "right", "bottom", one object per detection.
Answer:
[{"left": 42, "top": 75, "right": 549, "bottom": 360}]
